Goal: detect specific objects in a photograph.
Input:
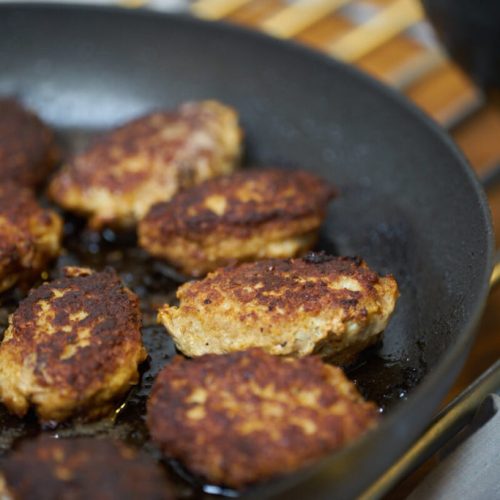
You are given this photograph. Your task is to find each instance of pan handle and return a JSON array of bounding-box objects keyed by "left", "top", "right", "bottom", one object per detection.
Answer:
[
  {"left": 359, "top": 359, "right": 500, "bottom": 499},
  {"left": 361, "top": 165, "right": 500, "bottom": 497},
  {"left": 481, "top": 162, "right": 500, "bottom": 288},
  {"left": 489, "top": 254, "right": 500, "bottom": 288}
]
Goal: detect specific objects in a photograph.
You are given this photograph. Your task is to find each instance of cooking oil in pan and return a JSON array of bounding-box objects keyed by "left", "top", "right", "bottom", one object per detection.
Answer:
[{"left": 0, "top": 213, "right": 424, "bottom": 497}]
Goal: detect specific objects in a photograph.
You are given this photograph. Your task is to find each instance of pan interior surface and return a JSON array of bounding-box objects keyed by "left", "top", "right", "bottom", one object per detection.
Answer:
[{"left": 0, "top": 4, "right": 493, "bottom": 498}]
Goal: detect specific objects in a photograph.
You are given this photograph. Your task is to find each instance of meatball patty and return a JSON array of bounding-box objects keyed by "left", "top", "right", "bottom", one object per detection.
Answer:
[
  {"left": 159, "top": 253, "right": 399, "bottom": 365},
  {"left": 0, "top": 436, "right": 173, "bottom": 500},
  {"left": 139, "top": 168, "right": 335, "bottom": 276},
  {"left": 0, "top": 183, "right": 62, "bottom": 293},
  {"left": 147, "top": 349, "right": 379, "bottom": 488},
  {"left": 49, "top": 100, "right": 242, "bottom": 228},
  {"left": 0, "top": 267, "right": 147, "bottom": 422},
  {"left": 0, "top": 98, "right": 59, "bottom": 188}
]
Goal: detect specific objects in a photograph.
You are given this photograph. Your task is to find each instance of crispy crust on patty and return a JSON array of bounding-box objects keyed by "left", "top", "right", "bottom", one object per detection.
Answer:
[
  {"left": 139, "top": 168, "right": 336, "bottom": 276},
  {"left": 49, "top": 100, "right": 242, "bottom": 228},
  {"left": 0, "top": 267, "right": 147, "bottom": 422},
  {"left": 0, "top": 183, "right": 62, "bottom": 293},
  {"left": 0, "top": 436, "right": 174, "bottom": 500},
  {"left": 0, "top": 98, "right": 58, "bottom": 188},
  {"left": 159, "top": 253, "right": 399, "bottom": 365},
  {"left": 147, "top": 349, "right": 379, "bottom": 488}
]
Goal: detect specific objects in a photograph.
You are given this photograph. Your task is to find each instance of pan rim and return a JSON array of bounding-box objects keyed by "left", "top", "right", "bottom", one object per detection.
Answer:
[{"left": 0, "top": 2, "right": 495, "bottom": 497}]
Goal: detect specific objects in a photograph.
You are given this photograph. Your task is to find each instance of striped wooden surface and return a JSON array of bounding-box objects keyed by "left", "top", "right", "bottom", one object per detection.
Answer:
[{"left": 190, "top": 0, "right": 500, "bottom": 496}]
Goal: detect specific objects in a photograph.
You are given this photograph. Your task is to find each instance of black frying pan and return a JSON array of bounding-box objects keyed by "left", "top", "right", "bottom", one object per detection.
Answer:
[{"left": 0, "top": 4, "right": 494, "bottom": 499}]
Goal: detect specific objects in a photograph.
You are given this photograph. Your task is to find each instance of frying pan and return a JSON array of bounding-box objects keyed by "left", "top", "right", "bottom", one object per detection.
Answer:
[{"left": 0, "top": 3, "right": 494, "bottom": 499}]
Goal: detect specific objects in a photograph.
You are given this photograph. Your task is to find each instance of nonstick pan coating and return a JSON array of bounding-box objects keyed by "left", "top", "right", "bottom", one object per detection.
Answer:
[{"left": 0, "top": 4, "right": 493, "bottom": 499}]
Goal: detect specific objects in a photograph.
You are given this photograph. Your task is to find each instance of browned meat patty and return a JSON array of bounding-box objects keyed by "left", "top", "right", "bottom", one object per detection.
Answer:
[
  {"left": 0, "top": 98, "right": 58, "bottom": 188},
  {"left": 0, "top": 183, "right": 62, "bottom": 293},
  {"left": 0, "top": 436, "right": 174, "bottom": 500},
  {"left": 139, "top": 167, "right": 335, "bottom": 276},
  {"left": 0, "top": 267, "right": 147, "bottom": 422},
  {"left": 147, "top": 349, "right": 379, "bottom": 488},
  {"left": 49, "top": 100, "right": 242, "bottom": 228},
  {"left": 158, "top": 253, "right": 399, "bottom": 365}
]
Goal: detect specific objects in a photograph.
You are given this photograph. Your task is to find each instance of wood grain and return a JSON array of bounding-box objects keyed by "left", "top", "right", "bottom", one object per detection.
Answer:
[
  {"left": 327, "top": 0, "right": 424, "bottom": 61},
  {"left": 261, "top": 0, "right": 350, "bottom": 38}
]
